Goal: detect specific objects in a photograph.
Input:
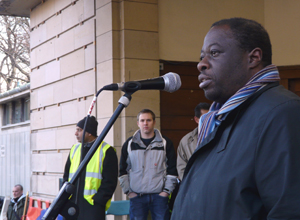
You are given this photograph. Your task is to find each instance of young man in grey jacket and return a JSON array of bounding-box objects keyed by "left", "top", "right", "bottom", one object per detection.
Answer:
[{"left": 119, "top": 109, "right": 177, "bottom": 220}]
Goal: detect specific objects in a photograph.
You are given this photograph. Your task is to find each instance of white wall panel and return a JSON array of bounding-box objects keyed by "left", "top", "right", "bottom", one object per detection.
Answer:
[
  {"left": 55, "top": 29, "right": 75, "bottom": 58},
  {"left": 74, "top": 19, "right": 95, "bottom": 48},
  {"left": 0, "top": 128, "right": 30, "bottom": 197},
  {"left": 60, "top": 49, "right": 85, "bottom": 79}
]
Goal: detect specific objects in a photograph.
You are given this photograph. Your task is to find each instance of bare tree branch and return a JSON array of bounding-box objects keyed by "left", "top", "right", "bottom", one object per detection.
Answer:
[{"left": 0, "top": 15, "right": 30, "bottom": 92}]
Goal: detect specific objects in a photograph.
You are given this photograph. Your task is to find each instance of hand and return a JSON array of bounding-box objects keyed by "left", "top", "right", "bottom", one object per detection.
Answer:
[
  {"left": 159, "top": 192, "right": 169, "bottom": 197},
  {"left": 128, "top": 192, "right": 138, "bottom": 198}
]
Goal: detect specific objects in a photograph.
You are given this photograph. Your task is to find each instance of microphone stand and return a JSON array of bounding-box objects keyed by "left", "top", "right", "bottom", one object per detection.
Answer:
[{"left": 42, "top": 93, "right": 132, "bottom": 220}]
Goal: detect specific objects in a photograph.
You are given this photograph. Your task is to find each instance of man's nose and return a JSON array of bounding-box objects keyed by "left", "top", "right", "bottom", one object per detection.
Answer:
[{"left": 197, "top": 57, "right": 209, "bottom": 72}]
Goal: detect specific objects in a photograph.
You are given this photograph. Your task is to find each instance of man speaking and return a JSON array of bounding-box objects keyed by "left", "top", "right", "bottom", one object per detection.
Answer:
[{"left": 171, "top": 18, "right": 300, "bottom": 220}]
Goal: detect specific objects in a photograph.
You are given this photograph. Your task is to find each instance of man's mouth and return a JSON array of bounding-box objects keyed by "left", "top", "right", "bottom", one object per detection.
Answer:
[{"left": 199, "top": 78, "right": 212, "bottom": 89}]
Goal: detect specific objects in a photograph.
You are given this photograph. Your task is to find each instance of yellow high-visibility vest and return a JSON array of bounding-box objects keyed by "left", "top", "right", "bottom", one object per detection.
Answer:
[{"left": 68, "top": 141, "right": 113, "bottom": 211}]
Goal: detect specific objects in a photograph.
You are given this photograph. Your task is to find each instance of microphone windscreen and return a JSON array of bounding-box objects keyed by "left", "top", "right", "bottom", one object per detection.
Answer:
[{"left": 163, "top": 72, "right": 182, "bottom": 93}]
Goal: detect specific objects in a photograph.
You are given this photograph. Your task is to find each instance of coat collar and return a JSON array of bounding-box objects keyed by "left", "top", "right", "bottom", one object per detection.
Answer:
[{"left": 184, "top": 82, "right": 280, "bottom": 177}]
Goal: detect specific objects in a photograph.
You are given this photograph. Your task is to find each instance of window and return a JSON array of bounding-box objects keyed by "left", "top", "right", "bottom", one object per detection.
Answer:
[
  {"left": 24, "top": 97, "right": 30, "bottom": 121},
  {"left": 3, "top": 102, "right": 12, "bottom": 125},
  {"left": 13, "top": 99, "right": 22, "bottom": 123},
  {"left": 2, "top": 96, "right": 30, "bottom": 126}
]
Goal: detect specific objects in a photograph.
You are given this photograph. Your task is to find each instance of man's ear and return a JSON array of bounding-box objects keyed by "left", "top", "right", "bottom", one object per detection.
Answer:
[
  {"left": 248, "top": 47, "right": 263, "bottom": 69},
  {"left": 194, "top": 116, "right": 199, "bottom": 124}
]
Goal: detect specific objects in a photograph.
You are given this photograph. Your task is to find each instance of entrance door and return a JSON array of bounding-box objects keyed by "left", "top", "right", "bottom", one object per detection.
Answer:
[
  {"left": 279, "top": 65, "right": 300, "bottom": 96},
  {"left": 159, "top": 60, "right": 212, "bottom": 151}
]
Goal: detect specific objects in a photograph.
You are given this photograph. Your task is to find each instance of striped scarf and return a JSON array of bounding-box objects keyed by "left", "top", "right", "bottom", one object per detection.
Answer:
[{"left": 197, "top": 64, "right": 280, "bottom": 145}]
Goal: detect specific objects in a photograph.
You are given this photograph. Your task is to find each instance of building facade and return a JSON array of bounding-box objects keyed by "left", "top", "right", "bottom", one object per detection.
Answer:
[
  {"left": 0, "top": 84, "right": 31, "bottom": 197},
  {"left": 1, "top": 1, "right": 300, "bottom": 220}
]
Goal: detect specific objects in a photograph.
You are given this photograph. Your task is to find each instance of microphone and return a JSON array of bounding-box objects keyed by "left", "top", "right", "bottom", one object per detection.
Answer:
[{"left": 102, "top": 72, "right": 181, "bottom": 93}]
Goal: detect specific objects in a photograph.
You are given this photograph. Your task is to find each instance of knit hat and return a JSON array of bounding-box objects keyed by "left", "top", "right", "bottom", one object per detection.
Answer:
[{"left": 76, "top": 116, "right": 98, "bottom": 137}]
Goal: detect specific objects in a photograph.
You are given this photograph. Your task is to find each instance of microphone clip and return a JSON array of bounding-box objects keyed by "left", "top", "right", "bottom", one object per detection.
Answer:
[{"left": 121, "top": 81, "right": 142, "bottom": 93}]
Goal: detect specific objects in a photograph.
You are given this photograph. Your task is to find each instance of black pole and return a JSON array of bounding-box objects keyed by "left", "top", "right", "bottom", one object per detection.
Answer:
[{"left": 42, "top": 93, "right": 132, "bottom": 220}]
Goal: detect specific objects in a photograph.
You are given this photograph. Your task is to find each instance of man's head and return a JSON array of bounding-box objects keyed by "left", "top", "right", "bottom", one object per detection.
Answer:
[
  {"left": 211, "top": 18, "right": 272, "bottom": 66},
  {"left": 198, "top": 18, "right": 272, "bottom": 104},
  {"left": 194, "top": 102, "right": 210, "bottom": 124},
  {"left": 137, "top": 109, "right": 156, "bottom": 138},
  {"left": 12, "top": 184, "right": 23, "bottom": 198},
  {"left": 75, "top": 116, "right": 98, "bottom": 143}
]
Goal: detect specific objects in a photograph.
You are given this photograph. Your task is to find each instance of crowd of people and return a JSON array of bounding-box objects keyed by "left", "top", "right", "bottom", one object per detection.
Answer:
[
  {"left": 61, "top": 106, "right": 209, "bottom": 220},
  {"left": 3, "top": 17, "right": 300, "bottom": 220}
]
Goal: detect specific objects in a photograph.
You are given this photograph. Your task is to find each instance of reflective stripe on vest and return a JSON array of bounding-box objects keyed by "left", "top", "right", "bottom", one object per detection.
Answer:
[{"left": 68, "top": 141, "right": 113, "bottom": 210}]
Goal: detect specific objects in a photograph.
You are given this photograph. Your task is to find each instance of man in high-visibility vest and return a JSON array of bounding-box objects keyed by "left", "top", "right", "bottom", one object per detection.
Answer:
[{"left": 63, "top": 116, "right": 118, "bottom": 220}]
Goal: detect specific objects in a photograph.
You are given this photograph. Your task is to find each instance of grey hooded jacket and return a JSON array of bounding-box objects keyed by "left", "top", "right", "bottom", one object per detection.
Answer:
[{"left": 119, "top": 129, "right": 177, "bottom": 195}]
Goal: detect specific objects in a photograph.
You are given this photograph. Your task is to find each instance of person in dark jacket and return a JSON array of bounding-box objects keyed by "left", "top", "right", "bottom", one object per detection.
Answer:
[
  {"left": 7, "top": 184, "right": 28, "bottom": 220},
  {"left": 0, "top": 196, "right": 3, "bottom": 213},
  {"left": 171, "top": 18, "right": 300, "bottom": 220},
  {"left": 63, "top": 116, "right": 118, "bottom": 220}
]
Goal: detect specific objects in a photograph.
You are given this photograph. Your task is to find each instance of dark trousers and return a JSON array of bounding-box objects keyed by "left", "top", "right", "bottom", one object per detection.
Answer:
[{"left": 129, "top": 194, "right": 170, "bottom": 220}]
